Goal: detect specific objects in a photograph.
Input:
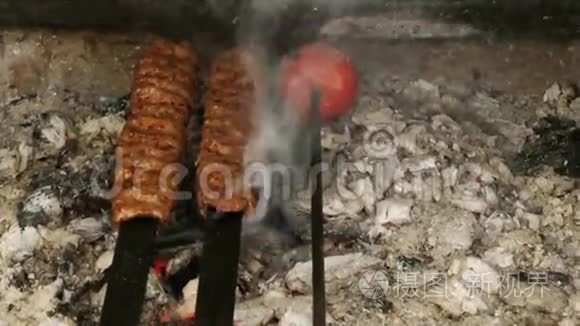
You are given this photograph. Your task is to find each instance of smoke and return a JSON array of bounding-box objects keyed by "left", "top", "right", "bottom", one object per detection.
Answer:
[
  {"left": 241, "top": 50, "right": 308, "bottom": 226},
  {"left": 234, "top": 1, "right": 321, "bottom": 234},
  {"left": 235, "top": 0, "right": 376, "bottom": 237},
  {"left": 233, "top": 0, "right": 377, "bottom": 45}
]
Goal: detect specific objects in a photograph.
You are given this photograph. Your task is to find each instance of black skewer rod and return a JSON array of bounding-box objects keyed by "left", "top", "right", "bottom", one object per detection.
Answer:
[
  {"left": 154, "top": 228, "right": 206, "bottom": 251},
  {"left": 194, "top": 210, "right": 243, "bottom": 326},
  {"left": 100, "top": 216, "right": 159, "bottom": 326},
  {"left": 310, "top": 89, "right": 326, "bottom": 326}
]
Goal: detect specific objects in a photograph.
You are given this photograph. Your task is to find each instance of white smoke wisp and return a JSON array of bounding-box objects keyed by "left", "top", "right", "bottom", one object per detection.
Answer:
[
  {"left": 231, "top": 1, "right": 322, "bottom": 232},
  {"left": 236, "top": 0, "right": 370, "bottom": 232},
  {"left": 240, "top": 45, "right": 309, "bottom": 228}
]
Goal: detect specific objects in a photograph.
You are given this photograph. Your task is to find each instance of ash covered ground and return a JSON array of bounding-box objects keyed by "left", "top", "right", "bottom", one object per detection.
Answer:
[{"left": 1, "top": 14, "right": 580, "bottom": 326}]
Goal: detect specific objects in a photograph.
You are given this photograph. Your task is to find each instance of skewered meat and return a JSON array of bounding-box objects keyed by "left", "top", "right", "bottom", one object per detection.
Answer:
[
  {"left": 196, "top": 48, "right": 259, "bottom": 217},
  {"left": 112, "top": 39, "right": 199, "bottom": 224}
]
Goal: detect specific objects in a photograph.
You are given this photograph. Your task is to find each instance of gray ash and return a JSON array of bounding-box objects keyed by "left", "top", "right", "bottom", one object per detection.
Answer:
[
  {"left": 511, "top": 116, "right": 580, "bottom": 177},
  {"left": 17, "top": 153, "right": 115, "bottom": 228},
  {"left": 95, "top": 95, "right": 130, "bottom": 116}
]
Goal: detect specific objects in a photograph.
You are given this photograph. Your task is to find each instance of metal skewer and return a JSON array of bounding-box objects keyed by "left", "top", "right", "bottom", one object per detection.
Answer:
[
  {"left": 309, "top": 89, "right": 326, "bottom": 326},
  {"left": 194, "top": 209, "right": 243, "bottom": 326},
  {"left": 100, "top": 216, "right": 159, "bottom": 326},
  {"left": 154, "top": 228, "right": 206, "bottom": 251}
]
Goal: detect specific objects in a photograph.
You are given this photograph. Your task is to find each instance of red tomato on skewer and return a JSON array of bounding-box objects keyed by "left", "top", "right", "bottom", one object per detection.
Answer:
[{"left": 279, "top": 42, "right": 358, "bottom": 122}]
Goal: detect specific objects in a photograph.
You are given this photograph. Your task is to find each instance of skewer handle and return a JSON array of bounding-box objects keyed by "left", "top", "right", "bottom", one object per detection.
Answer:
[{"left": 100, "top": 217, "right": 158, "bottom": 326}]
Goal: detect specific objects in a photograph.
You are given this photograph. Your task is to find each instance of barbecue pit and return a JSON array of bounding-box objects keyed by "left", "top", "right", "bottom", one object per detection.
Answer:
[{"left": 1, "top": 1, "right": 580, "bottom": 325}]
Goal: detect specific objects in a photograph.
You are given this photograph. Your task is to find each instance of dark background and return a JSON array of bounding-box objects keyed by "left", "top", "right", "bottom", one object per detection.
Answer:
[{"left": 1, "top": 0, "right": 580, "bottom": 43}]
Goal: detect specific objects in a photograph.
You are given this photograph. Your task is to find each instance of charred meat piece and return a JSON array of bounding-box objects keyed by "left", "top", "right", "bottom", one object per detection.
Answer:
[
  {"left": 112, "top": 39, "right": 199, "bottom": 224},
  {"left": 196, "top": 48, "right": 259, "bottom": 217}
]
